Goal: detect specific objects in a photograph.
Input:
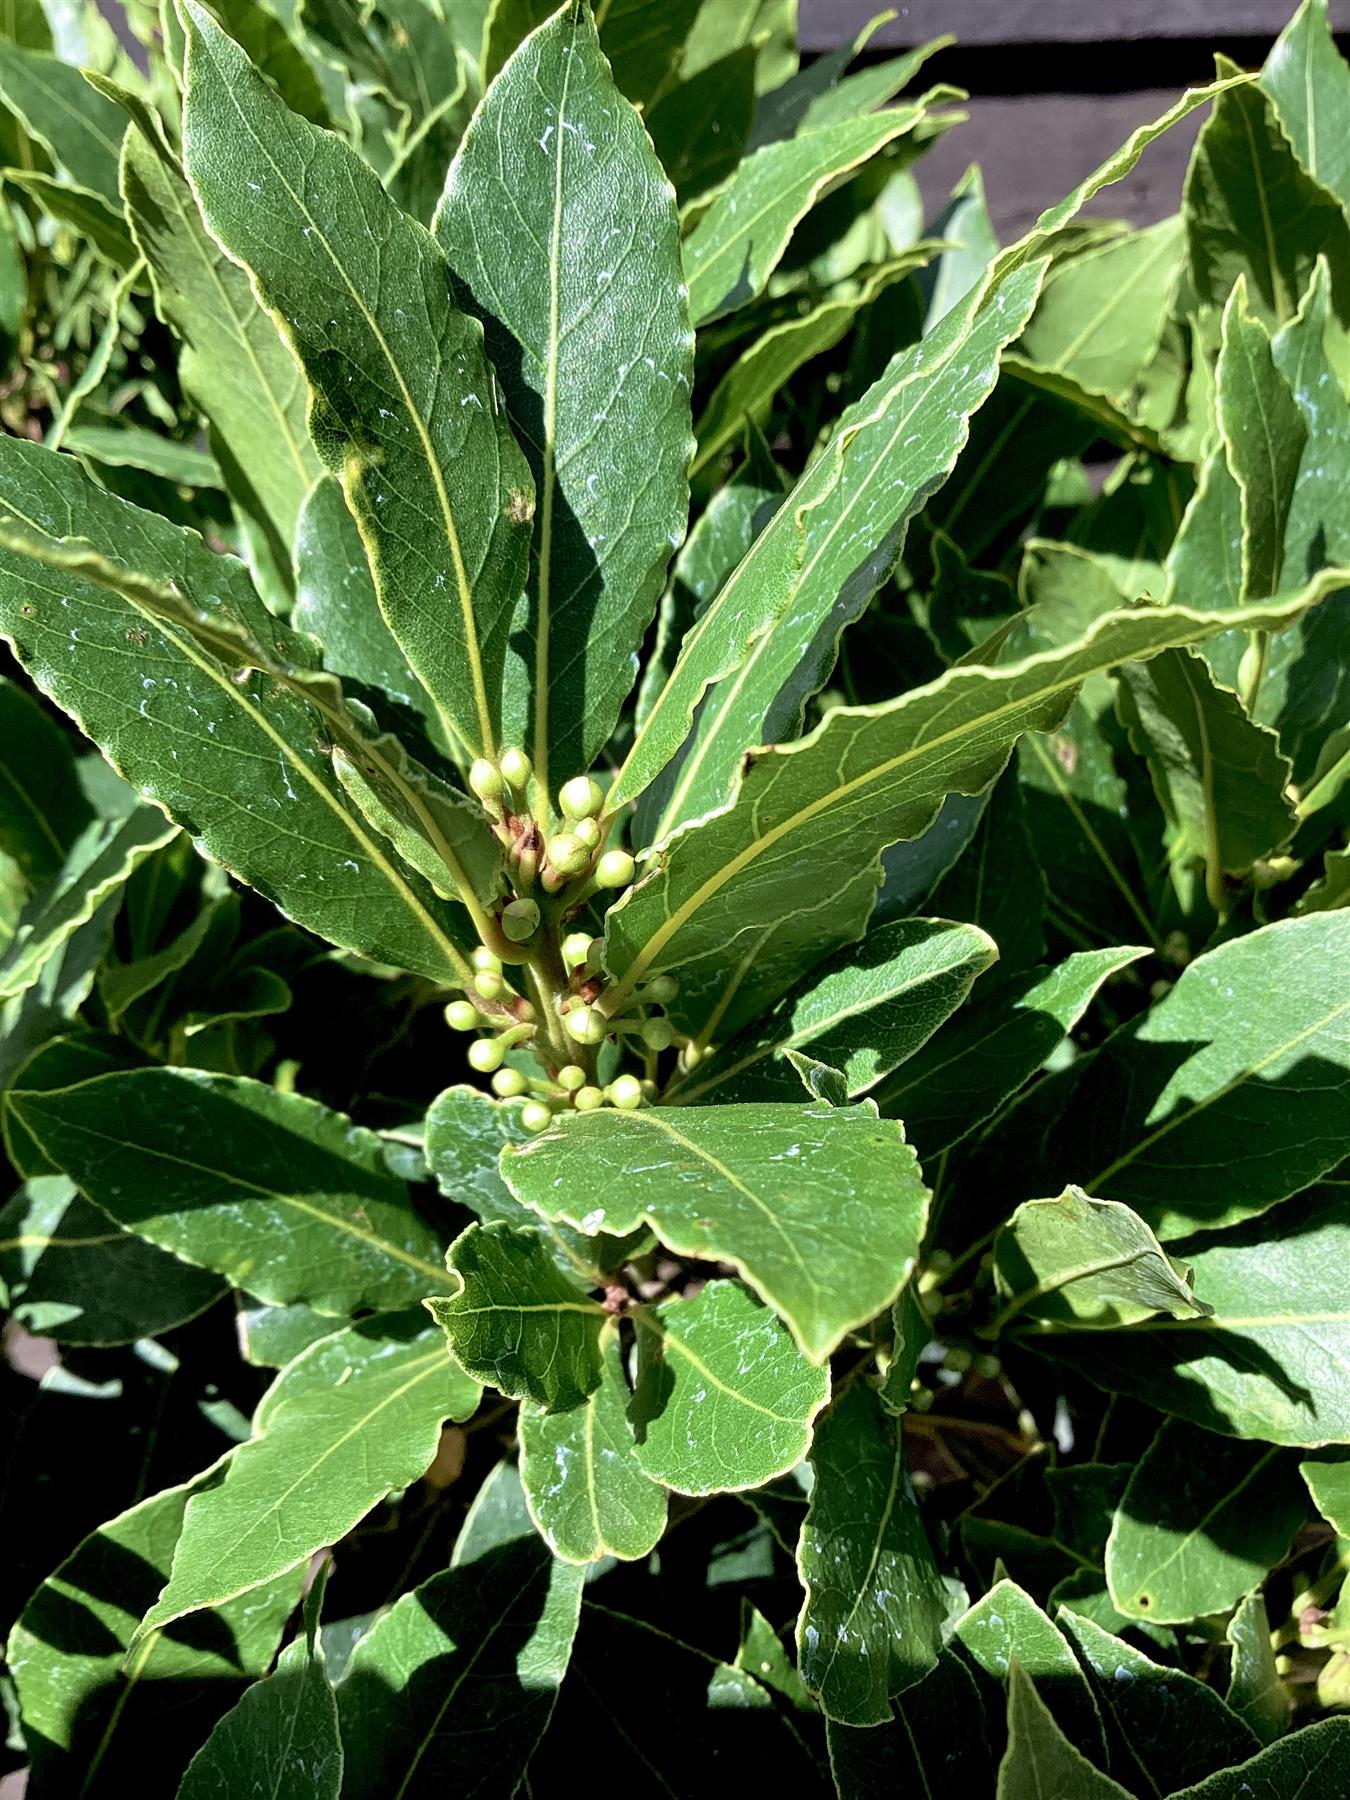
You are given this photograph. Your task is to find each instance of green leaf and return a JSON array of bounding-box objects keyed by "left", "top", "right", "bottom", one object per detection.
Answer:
[
  {"left": 604, "top": 592, "right": 1326, "bottom": 1044},
  {"left": 138, "top": 1313, "right": 480, "bottom": 1637},
  {"left": 1044, "top": 1178, "right": 1350, "bottom": 1446},
  {"left": 1184, "top": 55, "right": 1350, "bottom": 328},
  {"left": 177, "top": 1612, "right": 342, "bottom": 1800},
  {"left": 1105, "top": 1420, "right": 1308, "bottom": 1623},
  {"left": 669, "top": 916, "right": 996, "bottom": 1104},
  {"left": 518, "top": 1317, "right": 667, "bottom": 1563},
  {"left": 1224, "top": 1590, "right": 1289, "bottom": 1745},
  {"left": 503, "top": 1101, "right": 929, "bottom": 1363},
  {"left": 2, "top": 1063, "right": 451, "bottom": 1312},
  {"left": 681, "top": 0, "right": 796, "bottom": 94},
  {"left": 1013, "top": 215, "right": 1183, "bottom": 410},
  {"left": 64, "top": 423, "right": 223, "bottom": 489},
  {"left": 426, "top": 1219, "right": 608, "bottom": 1410},
  {"left": 7, "top": 1479, "right": 303, "bottom": 1797},
  {"left": 330, "top": 739, "right": 502, "bottom": 907},
  {"left": 239, "top": 1295, "right": 341, "bottom": 1369},
  {"left": 291, "top": 474, "right": 438, "bottom": 744},
  {"left": 874, "top": 948, "right": 1147, "bottom": 1161},
  {"left": 594, "top": 0, "right": 702, "bottom": 110},
  {"left": 0, "top": 1173, "right": 224, "bottom": 1344},
  {"left": 0, "top": 0, "right": 53, "bottom": 49},
  {"left": 180, "top": 0, "right": 533, "bottom": 767},
  {"left": 0, "top": 436, "right": 477, "bottom": 984},
  {"left": 796, "top": 1379, "right": 946, "bottom": 1725},
  {"left": 125, "top": 116, "right": 327, "bottom": 564},
  {"left": 0, "top": 45, "right": 127, "bottom": 205},
  {"left": 1049, "top": 913, "right": 1350, "bottom": 1237},
  {"left": 335, "top": 1537, "right": 583, "bottom": 1798},
  {"left": 0, "top": 675, "right": 93, "bottom": 885},
  {"left": 452, "top": 1455, "right": 537, "bottom": 1565},
  {"left": 628, "top": 1278, "right": 829, "bottom": 1494},
  {"left": 424, "top": 1083, "right": 644, "bottom": 1281},
  {"left": 1302, "top": 1449, "right": 1350, "bottom": 1533},
  {"left": 993, "top": 1187, "right": 1214, "bottom": 1332},
  {"left": 1171, "top": 1720, "right": 1350, "bottom": 1800},
  {"left": 997, "top": 1661, "right": 1133, "bottom": 1800},
  {"left": 1261, "top": 0, "right": 1350, "bottom": 211},
  {"left": 614, "top": 260, "right": 1048, "bottom": 834},
  {"left": 952, "top": 1577, "right": 1107, "bottom": 1764},
  {"left": 4, "top": 166, "right": 139, "bottom": 266},
  {"left": 434, "top": 0, "right": 692, "bottom": 794},
  {"left": 691, "top": 250, "right": 933, "bottom": 481},
  {"left": 1117, "top": 645, "right": 1296, "bottom": 883},
  {"left": 1217, "top": 280, "right": 1307, "bottom": 602},
  {"left": 646, "top": 43, "right": 757, "bottom": 205},
  {"left": 201, "top": 0, "right": 331, "bottom": 126},
  {"left": 683, "top": 106, "right": 932, "bottom": 325},
  {"left": 1058, "top": 1608, "right": 1262, "bottom": 1795},
  {"left": 926, "top": 767, "right": 1046, "bottom": 972},
  {"left": 0, "top": 804, "right": 178, "bottom": 1002},
  {"left": 826, "top": 1646, "right": 996, "bottom": 1798}
]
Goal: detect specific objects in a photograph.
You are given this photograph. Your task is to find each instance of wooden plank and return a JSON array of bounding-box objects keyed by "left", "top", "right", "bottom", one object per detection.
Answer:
[
  {"left": 802, "top": 0, "right": 1348, "bottom": 49},
  {"left": 913, "top": 90, "right": 1203, "bottom": 243}
]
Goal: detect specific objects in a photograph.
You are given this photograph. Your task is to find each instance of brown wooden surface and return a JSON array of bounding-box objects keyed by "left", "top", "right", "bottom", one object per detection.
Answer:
[{"left": 800, "top": 0, "right": 1346, "bottom": 48}]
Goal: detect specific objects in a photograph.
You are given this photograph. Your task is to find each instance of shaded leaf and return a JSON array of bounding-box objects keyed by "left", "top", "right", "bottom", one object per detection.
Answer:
[
  {"left": 336, "top": 1536, "right": 583, "bottom": 1799},
  {"left": 1105, "top": 1420, "right": 1308, "bottom": 1623},
  {"left": 952, "top": 1577, "right": 1106, "bottom": 1764},
  {"left": 1171, "top": 1720, "right": 1350, "bottom": 1799},
  {"left": 826, "top": 1646, "right": 995, "bottom": 1798},
  {"left": 518, "top": 1318, "right": 666, "bottom": 1563},
  {"left": 796, "top": 1380, "right": 946, "bottom": 1725},
  {"left": 0, "top": 44, "right": 126, "bottom": 204},
  {"left": 997, "top": 1661, "right": 1132, "bottom": 1800},
  {"left": 1058, "top": 1608, "right": 1261, "bottom": 1795},
  {"left": 668, "top": 916, "right": 997, "bottom": 1104},
  {"left": 426, "top": 1219, "right": 607, "bottom": 1411},
  {"left": 994, "top": 1187, "right": 1213, "bottom": 1332},
  {"left": 0, "top": 674, "right": 92, "bottom": 884},
  {"left": 1261, "top": 0, "right": 1350, "bottom": 210},
  {"left": 2, "top": 1063, "right": 451, "bottom": 1313},
  {"left": 1225, "top": 1591, "right": 1290, "bottom": 1745}
]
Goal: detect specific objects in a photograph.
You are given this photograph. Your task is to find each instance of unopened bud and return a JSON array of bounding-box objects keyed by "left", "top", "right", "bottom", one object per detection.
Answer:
[
  {"left": 469, "top": 758, "right": 504, "bottom": 806},
  {"left": 547, "top": 833, "right": 591, "bottom": 878},
  {"left": 557, "top": 1063, "right": 587, "bottom": 1091},
  {"left": 594, "top": 849, "right": 635, "bottom": 889},
  {"left": 468, "top": 1037, "right": 505, "bottom": 1073},
  {"left": 644, "top": 974, "right": 678, "bottom": 1004},
  {"left": 499, "top": 747, "right": 532, "bottom": 792},
  {"left": 561, "top": 932, "right": 593, "bottom": 970},
  {"left": 444, "top": 1000, "right": 479, "bottom": 1031},
  {"left": 608, "top": 1074, "right": 643, "bottom": 1110},
  {"left": 573, "top": 816, "right": 601, "bottom": 849},
  {"left": 473, "top": 969, "right": 505, "bottom": 1001},
  {"left": 559, "top": 775, "right": 604, "bottom": 820},
  {"left": 520, "top": 1100, "right": 554, "bottom": 1133},
  {"left": 642, "top": 1017, "right": 675, "bottom": 1052},
  {"left": 501, "top": 898, "right": 541, "bottom": 943},
  {"left": 472, "top": 947, "right": 502, "bottom": 973},
  {"left": 574, "top": 1085, "right": 606, "bottom": 1111},
  {"left": 565, "top": 1004, "right": 607, "bottom": 1045},
  {"left": 492, "top": 1067, "right": 528, "bottom": 1098}
]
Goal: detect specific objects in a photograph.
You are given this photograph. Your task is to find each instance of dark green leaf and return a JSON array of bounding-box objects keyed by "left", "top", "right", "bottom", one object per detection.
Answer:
[
  {"left": 997, "top": 1661, "right": 1133, "bottom": 1800},
  {"left": 797, "top": 1380, "right": 946, "bottom": 1724},
  {"left": 1170, "top": 1720, "right": 1350, "bottom": 1799}
]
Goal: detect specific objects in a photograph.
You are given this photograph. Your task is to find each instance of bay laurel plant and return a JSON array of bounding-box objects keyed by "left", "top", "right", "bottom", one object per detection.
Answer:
[{"left": 2, "top": 0, "right": 1350, "bottom": 1791}]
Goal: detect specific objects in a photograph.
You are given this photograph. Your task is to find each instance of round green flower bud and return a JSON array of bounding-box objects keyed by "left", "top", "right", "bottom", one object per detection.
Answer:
[
  {"left": 492, "top": 1067, "right": 529, "bottom": 1098},
  {"left": 574, "top": 1085, "right": 606, "bottom": 1112},
  {"left": 547, "top": 833, "right": 591, "bottom": 878},
  {"left": 521, "top": 1100, "right": 555, "bottom": 1133},
  {"left": 561, "top": 932, "right": 593, "bottom": 970},
  {"left": 608, "top": 1074, "right": 643, "bottom": 1110},
  {"left": 565, "top": 1004, "right": 607, "bottom": 1045},
  {"left": 644, "top": 974, "right": 678, "bottom": 1004},
  {"left": 472, "top": 946, "right": 502, "bottom": 973},
  {"left": 558, "top": 775, "right": 604, "bottom": 820},
  {"left": 468, "top": 1036, "right": 505, "bottom": 1073},
  {"left": 641, "top": 1017, "right": 675, "bottom": 1052},
  {"left": 473, "top": 969, "right": 505, "bottom": 1001},
  {"left": 557, "top": 1063, "right": 587, "bottom": 1092},
  {"left": 468, "top": 758, "right": 504, "bottom": 806},
  {"left": 573, "top": 816, "right": 601, "bottom": 850},
  {"left": 499, "top": 747, "right": 532, "bottom": 791},
  {"left": 594, "top": 849, "right": 636, "bottom": 889},
  {"left": 500, "top": 898, "right": 541, "bottom": 943},
  {"left": 444, "top": 999, "right": 479, "bottom": 1032}
]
